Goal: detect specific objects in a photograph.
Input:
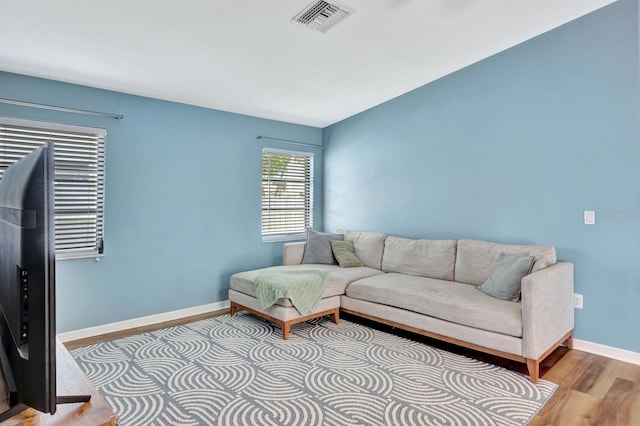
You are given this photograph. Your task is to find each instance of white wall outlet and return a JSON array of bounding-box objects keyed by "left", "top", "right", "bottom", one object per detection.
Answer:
[
  {"left": 574, "top": 293, "right": 584, "bottom": 309},
  {"left": 584, "top": 211, "right": 595, "bottom": 225}
]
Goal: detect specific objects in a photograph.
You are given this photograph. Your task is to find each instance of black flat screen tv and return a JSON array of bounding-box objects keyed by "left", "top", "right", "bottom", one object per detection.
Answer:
[
  {"left": 0, "top": 143, "right": 89, "bottom": 420},
  {"left": 0, "top": 143, "right": 57, "bottom": 419}
]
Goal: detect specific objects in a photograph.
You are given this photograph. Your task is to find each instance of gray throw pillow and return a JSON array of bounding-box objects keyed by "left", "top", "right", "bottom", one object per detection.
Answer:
[
  {"left": 478, "top": 254, "right": 535, "bottom": 302},
  {"left": 302, "top": 229, "right": 344, "bottom": 264},
  {"left": 330, "top": 240, "right": 363, "bottom": 268}
]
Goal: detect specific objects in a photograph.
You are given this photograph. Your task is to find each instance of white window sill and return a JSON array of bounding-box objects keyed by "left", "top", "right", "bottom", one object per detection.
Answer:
[{"left": 262, "top": 234, "right": 306, "bottom": 244}]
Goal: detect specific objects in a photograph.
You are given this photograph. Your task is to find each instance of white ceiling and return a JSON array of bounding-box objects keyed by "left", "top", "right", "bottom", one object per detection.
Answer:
[{"left": 0, "top": 0, "right": 617, "bottom": 128}]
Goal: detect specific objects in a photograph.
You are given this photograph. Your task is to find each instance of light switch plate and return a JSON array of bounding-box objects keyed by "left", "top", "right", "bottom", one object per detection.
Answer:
[{"left": 584, "top": 211, "right": 595, "bottom": 225}]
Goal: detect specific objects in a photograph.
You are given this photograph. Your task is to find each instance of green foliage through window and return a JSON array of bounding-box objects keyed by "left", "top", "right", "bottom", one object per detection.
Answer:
[{"left": 261, "top": 149, "right": 313, "bottom": 240}]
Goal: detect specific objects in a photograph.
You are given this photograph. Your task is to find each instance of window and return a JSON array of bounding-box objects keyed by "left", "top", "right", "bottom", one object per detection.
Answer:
[
  {"left": 261, "top": 148, "right": 313, "bottom": 241},
  {"left": 0, "top": 118, "right": 106, "bottom": 259}
]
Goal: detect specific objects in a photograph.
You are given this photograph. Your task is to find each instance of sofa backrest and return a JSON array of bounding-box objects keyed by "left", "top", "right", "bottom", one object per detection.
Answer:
[
  {"left": 382, "top": 236, "right": 457, "bottom": 280},
  {"left": 454, "top": 239, "right": 557, "bottom": 286},
  {"left": 335, "top": 230, "right": 387, "bottom": 270}
]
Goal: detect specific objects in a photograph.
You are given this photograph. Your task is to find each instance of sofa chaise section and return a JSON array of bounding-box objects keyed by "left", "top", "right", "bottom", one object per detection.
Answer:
[{"left": 229, "top": 246, "right": 384, "bottom": 339}]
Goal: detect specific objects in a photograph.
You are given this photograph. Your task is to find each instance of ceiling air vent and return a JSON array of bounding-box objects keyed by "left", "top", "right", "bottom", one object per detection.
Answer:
[{"left": 292, "top": 1, "right": 352, "bottom": 33}]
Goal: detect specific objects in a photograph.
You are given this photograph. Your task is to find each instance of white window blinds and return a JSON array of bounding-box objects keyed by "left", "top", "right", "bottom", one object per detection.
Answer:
[
  {"left": 0, "top": 118, "right": 106, "bottom": 259},
  {"left": 262, "top": 149, "right": 313, "bottom": 241}
]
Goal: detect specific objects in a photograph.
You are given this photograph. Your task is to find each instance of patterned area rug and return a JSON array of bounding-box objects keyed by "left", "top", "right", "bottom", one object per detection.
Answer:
[{"left": 70, "top": 313, "right": 557, "bottom": 425}]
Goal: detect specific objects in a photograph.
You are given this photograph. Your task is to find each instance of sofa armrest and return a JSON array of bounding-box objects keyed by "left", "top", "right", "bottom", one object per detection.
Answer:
[
  {"left": 521, "top": 262, "right": 574, "bottom": 359},
  {"left": 283, "top": 242, "right": 305, "bottom": 265}
]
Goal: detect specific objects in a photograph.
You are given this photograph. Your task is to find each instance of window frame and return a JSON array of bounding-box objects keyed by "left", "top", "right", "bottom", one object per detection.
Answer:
[
  {"left": 261, "top": 147, "right": 314, "bottom": 243},
  {"left": 0, "top": 117, "right": 106, "bottom": 260}
]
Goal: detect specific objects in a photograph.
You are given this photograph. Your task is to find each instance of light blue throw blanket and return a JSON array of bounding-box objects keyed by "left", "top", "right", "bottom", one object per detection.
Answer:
[{"left": 255, "top": 270, "right": 330, "bottom": 315}]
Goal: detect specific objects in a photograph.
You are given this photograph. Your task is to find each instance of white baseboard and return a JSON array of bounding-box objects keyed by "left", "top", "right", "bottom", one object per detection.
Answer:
[
  {"left": 58, "top": 302, "right": 640, "bottom": 367},
  {"left": 574, "top": 339, "right": 640, "bottom": 365},
  {"left": 57, "top": 300, "right": 230, "bottom": 343}
]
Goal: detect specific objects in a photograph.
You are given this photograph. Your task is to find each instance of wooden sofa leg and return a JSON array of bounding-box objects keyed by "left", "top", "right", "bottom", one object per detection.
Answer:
[
  {"left": 332, "top": 309, "right": 340, "bottom": 325},
  {"left": 566, "top": 331, "right": 574, "bottom": 349},
  {"left": 282, "top": 323, "right": 290, "bottom": 340},
  {"left": 526, "top": 358, "right": 540, "bottom": 384},
  {"left": 229, "top": 303, "right": 237, "bottom": 317}
]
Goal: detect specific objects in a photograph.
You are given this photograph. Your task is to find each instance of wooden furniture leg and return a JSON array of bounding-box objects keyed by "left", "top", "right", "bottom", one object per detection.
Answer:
[
  {"left": 566, "top": 331, "right": 574, "bottom": 349},
  {"left": 282, "top": 323, "right": 290, "bottom": 340},
  {"left": 526, "top": 330, "right": 574, "bottom": 384},
  {"left": 526, "top": 359, "right": 540, "bottom": 384}
]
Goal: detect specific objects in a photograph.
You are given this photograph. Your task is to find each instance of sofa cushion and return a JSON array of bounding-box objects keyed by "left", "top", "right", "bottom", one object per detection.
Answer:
[
  {"left": 230, "top": 264, "right": 383, "bottom": 307},
  {"left": 478, "top": 254, "right": 534, "bottom": 302},
  {"left": 302, "top": 229, "right": 343, "bottom": 265},
  {"left": 340, "top": 296, "right": 523, "bottom": 356},
  {"left": 335, "top": 230, "right": 387, "bottom": 270},
  {"left": 330, "top": 240, "right": 364, "bottom": 268},
  {"left": 454, "top": 239, "right": 556, "bottom": 286},
  {"left": 345, "top": 273, "right": 523, "bottom": 337},
  {"left": 382, "top": 236, "right": 457, "bottom": 280}
]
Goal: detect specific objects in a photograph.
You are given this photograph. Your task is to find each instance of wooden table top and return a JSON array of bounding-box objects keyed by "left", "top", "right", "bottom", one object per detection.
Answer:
[{"left": 0, "top": 338, "right": 118, "bottom": 425}]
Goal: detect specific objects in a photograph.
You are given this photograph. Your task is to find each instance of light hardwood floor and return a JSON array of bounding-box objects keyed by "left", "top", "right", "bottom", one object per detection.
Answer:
[
  {"left": 64, "top": 311, "right": 640, "bottom": 426},
  {"left": 531, "top": 347, "right": 640, "bottom": 425}
]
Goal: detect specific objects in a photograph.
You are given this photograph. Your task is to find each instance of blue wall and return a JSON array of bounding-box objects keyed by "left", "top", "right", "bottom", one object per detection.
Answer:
[
  {"left": 324, "top": 0, "right": 640, "bottom": 352},
  {"left": 2, "top": 0, "right": 638, "bottom": 353},
  {"left": 0, "top": 72, "right": 322, "bottom": 332}
]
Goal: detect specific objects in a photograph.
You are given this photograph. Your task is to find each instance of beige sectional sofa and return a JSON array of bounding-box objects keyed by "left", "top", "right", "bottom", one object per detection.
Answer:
[{"left": 229, "top": 230, "right": 574, "bottom": 383}]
